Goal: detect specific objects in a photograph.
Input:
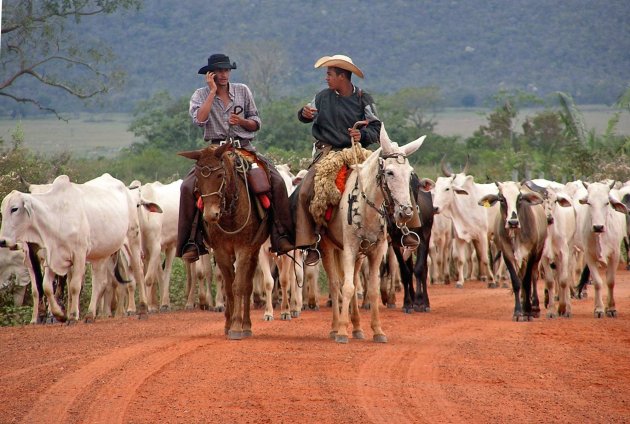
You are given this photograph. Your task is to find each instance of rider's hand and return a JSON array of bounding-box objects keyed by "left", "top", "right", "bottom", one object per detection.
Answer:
[
  {"left": 348, "top": 127, "right": 361, "bottom": 143},
  {"left": 206, "top": 72, "right": 217, "bottom": 93}
]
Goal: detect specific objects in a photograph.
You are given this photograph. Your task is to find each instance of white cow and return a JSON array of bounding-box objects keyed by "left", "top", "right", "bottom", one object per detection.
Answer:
[
  {"left": 0, "top": 246, "right": 30, "bottom": 306},
  {"left": 0, "top": 174, "right": 157, "bottom": 323},
  {"left": 525, "top": 181, "right": 577, "bottom": 317},
  {"left": 130, "top": 179, "right": 181, "bottom": 312},
  {"left": 428, "top": 212, "right": 452, "bottom": 285},
  {"left": 185, "top": 253, "right": 223, "bottom": 311},
  {"left": 575, "top": 181, "right": 627, "bottom": 318},
  {"left": 432, "top": 172, "right": 495, "bottom": 288}
]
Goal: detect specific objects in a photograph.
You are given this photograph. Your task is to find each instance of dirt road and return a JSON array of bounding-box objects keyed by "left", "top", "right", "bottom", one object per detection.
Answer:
[{"left": 1, "top": 269, "right": 629, "bottom": 423}]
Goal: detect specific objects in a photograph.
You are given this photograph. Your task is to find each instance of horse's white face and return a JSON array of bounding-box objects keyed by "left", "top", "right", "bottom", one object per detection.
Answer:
[{"left": 377, "top": 124, "right": 427, "bottom": 226}]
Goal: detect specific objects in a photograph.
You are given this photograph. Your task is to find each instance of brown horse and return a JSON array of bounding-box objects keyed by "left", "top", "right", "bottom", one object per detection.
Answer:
[{"left": 179, "top": 142, "right": 269, "bottom": 339}]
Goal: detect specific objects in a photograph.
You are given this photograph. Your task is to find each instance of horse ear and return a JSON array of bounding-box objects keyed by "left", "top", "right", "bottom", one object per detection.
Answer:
[
  {"left": 178, "top": 150, "right": 202, "bottom": 161},
  {"left": 379, "top": 124, "right": 393, "bottom": 153},
  {"left": 401, "top": 135, "right": 426, "bottom": 157}
]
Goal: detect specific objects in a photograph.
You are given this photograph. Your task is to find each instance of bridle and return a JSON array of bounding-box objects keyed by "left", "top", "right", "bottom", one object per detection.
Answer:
[{"left": 195, "top": 154, "right": 253, "bottom": 235}]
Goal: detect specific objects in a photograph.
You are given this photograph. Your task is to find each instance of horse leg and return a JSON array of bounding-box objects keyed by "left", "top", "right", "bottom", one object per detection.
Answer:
[
  {"left": 350, "top": 258, "right": 364, "bottom": 339},
  {"left": 232, "top": 250, "right": 259, "bottom": 339},
  {"left": 367, "top": 243, "right": 387, "bottom": 342},
  {"left": 321, "top": 242, "right": 341, "bottom": 340},
  {"left": 215, "top": 251, "right": 235, "bottom": 336}
]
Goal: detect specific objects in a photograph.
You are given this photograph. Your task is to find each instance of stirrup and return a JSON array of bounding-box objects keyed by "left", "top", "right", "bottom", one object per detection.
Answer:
[{"left": 182, "top": 241, "right": 200, "bottom": 261}]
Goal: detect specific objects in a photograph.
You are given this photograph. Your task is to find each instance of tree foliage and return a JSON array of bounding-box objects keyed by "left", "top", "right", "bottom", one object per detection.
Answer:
[{"left": 1, "top": 0, "right": 142, "bottom": 119}]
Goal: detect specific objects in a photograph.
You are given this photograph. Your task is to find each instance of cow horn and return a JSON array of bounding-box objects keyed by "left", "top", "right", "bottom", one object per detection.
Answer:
[
  {"left": 462, "top": 154, "right": 470, "bottom": 175},
  {"left": 609, "top": 179, "right": 616, "bottom": 189},
  {"left": 523, "top": 180, "right": 546, "bottom": 194},
  {"left": 18, "top": 174, "right": 31, "bottom": 190},
  {"left": 440, "top": 155, "right": 452, "bottom": 177}
]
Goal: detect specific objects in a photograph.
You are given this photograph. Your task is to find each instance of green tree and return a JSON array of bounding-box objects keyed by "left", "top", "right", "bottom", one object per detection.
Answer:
[
  {"left": 1, "top": 0, "right": 142, "bottom": 118},
  {"left": 128, "top": 91, "right": 202, "bottom": 153}
]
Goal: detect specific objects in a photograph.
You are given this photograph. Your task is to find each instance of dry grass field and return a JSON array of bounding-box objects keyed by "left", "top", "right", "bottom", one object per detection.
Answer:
[{"left": 0, "top": 106, "right": 628, "bottom": 159}]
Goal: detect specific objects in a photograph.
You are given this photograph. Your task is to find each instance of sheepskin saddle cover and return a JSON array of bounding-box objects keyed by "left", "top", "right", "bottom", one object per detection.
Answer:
[{"left": 310, "top": 146, "right": 372, "bottom": 226}]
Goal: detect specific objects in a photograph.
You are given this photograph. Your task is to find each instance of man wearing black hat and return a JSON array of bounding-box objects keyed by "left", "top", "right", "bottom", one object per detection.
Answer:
[{"left": 177, "top": 53, "right": 295, "bottom": 262}]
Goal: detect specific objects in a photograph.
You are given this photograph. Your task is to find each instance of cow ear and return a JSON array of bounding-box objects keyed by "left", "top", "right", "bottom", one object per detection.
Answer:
[
  {"left": 579, "top": 196, "right": 588, "bottom": 205},
  {"left": 478, "top": 194, "right": 498, "bottom": 207},
  {"left": 141, "top": 200, "right": 163, "bottom": 214},
  {"left": 23, "top": 196, "right": 32, "bottom": 217},
  {"left": 555, "top": 194, "right": 573, "bottom": 208},
  {"left": 417, "top": 178, "right": 435, "bottom": 192},
  {"left": 520, "top": 192, "right": 543, "bottom": 205}
]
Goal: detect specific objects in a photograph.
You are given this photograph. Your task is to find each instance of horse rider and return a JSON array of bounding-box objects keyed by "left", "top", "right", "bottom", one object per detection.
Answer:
[
  {"left": 177, "top": 53, "right": 295, "bottom": 262},
  {"left": 292, "top": 54, "right": 421, "bottom": 266}
]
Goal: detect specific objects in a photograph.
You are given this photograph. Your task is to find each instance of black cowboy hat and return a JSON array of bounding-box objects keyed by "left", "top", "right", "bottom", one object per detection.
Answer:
[{"left": 197, "top": 54, "right": 237, "bottom": 74}]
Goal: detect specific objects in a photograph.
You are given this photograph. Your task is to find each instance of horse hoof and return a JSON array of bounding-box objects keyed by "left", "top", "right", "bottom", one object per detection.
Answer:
[
  {"left": 263, "top": 315, "right": 274, "bottom": 322},
  {"left": 242, "top": 330, "right": 253, "bottom": 338},
  {"left": 352, "top": 330, "right": 365, "bottom": 339},
  {"left": 228, "top": 330, "right": 243, "bottom": 340},
  {"left": 373, "top": 334, "right": 388, "bottom": 343},
  {"left": 455, "top": 282, "right": 464, "bottom": 289},
  {"left": 403, "top": 307, "right": 414, "bottom": 314},
  {"left": 329, "top": 331, "right": 337, "bottom": 340},
  {"left": 280, "top": 313, "right": 291, "bottom": 321},
  {"left": 335, "top": 334, "right": 349, "bottom": 344},
  {"left": 291, "top": 311, "right": 300, "bottom": 318},
  {"left": 387, "top": 303, "right": 396, "bottom": 309}
]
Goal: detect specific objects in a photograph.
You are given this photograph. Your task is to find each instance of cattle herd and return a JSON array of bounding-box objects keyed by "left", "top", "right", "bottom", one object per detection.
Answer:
[{"left": 1, "top": 147, "right": 629, "bottom": 339}]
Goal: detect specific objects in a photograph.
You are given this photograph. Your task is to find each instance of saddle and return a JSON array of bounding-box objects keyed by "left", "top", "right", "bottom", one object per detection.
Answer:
[{"left": 310, "top": 146, "right": 371, "bottom": 226}]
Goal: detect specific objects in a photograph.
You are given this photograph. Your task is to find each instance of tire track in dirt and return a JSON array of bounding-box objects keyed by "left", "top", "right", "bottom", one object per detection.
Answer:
[
  {"left": 355, "top": 283, "right": 511, "bottom": 423},
  {"left": 20, "top": 321, "right": 223, "bottom": 424}
]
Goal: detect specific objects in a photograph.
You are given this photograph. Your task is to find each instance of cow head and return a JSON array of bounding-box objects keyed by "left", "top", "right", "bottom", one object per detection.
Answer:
[
  {"left": 0, "top": 191, "right": 32, "bottom": 249},
  {"left": 478, "top": 181, "right": 543, "bottom": 230},
  {"left": 432, "top": 174, "right": 470, "bottom": 215},
  {"left": 579, "top": 181, "right": 628, "bottom": 233}
]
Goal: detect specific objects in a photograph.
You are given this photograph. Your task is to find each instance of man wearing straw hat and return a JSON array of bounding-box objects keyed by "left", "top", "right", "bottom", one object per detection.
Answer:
[{"left": 292, "top": 54, "right": 383, "bottom": 266}]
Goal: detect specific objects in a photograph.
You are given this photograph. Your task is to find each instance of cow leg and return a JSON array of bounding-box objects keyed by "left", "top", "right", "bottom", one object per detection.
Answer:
[
  {"left": 196, "top": 253, "right": 213, "bottom": 310},
  {"left": 557, "top": 249, "right": 573, "bottom": 317},
  {"left": 586, "top": 259, "right": 606, "bottom": 318},
  {"left": 126, "top": 235, "right": 148, "bottom": 319},
  {"left": 473, "top": 237, "right": 494, "bottom": 287},
  {"left": 159, "top": 247, "right": 176, "bottom": 311},
  {"left": 42, "top": 267, "right": 66, "bottom": 322},
  {"left": 414, "top": 236, "right": 431, "bottom": 312},
  {"left": 392, "top": 247, "right": 414, "bottom": 313},
  {"left": 541, "top": 259, "right": 558, "bottom": 318},
  {"left": 257, "top": 246, "right": 276, "bottom": 321},
  {"left": 605, "top": 260, "right": 617, "bottom": 317},
  {"left": 184, "top": 261, "right": 196, "bottom": 310},
  {"left": 503, "top": 257, "right": 524, "bottom": 321},
  {"left": 86, "top": 261, "right": 109, "bottom": 322},
  {"left": 214, "top": 265, "right": 225, "bottom": 312},
  {"left": 453, "top": 239, "right": 466, "bottom": 288},
  {"left": 288, "top": 255, "right": 304, "bottom": 317}
]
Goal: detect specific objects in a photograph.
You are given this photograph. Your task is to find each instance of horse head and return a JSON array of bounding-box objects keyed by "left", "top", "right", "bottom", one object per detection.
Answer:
[
  {"left": 179, "top": 143, "right": 235, "bottom": 223},
  {"left": 377, "top": 124, "right": 426, "bottom": 226}
]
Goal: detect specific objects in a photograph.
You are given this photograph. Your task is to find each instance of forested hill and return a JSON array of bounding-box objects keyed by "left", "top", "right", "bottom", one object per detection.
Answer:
[{"left": 5, "top": 0, "right": 630, "bottom": 113}]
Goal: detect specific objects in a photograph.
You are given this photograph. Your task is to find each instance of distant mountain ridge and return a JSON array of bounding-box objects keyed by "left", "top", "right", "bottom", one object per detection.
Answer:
[{"left": 3, "top": 0, "right": 629, "bottom": 113}]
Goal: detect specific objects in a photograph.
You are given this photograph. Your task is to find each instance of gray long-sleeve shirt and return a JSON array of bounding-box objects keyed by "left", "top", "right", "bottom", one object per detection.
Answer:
[{"left": 298, "top": 85, "right": 381, "bottom": 149}]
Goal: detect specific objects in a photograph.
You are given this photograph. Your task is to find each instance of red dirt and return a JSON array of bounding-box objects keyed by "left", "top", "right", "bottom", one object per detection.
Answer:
[{"left": 2, "top": 268, "right": 630, "bottom": 424}]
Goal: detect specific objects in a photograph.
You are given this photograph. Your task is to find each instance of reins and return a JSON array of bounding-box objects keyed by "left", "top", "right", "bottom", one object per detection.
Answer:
[{"left": 196, "top": 153, "right": 254, "bottom": 235}]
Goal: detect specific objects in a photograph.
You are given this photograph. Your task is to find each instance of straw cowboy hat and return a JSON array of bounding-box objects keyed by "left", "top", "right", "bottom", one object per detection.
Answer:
[
  {"left": 198, "top": 53, "right": 237, "bottom": 74},
  {"left": 314, "top": 54, "right": 364, "bottom": 79}
]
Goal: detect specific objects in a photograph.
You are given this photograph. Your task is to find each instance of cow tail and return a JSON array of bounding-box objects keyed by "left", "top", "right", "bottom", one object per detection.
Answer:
[{"left": 114, "top": 250, "right": 132, "bottom": 284}]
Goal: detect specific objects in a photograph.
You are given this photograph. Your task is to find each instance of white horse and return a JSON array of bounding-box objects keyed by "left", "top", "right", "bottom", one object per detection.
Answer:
[{"left": 319, "top": 125, "right": 426, "bottom": 343}]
